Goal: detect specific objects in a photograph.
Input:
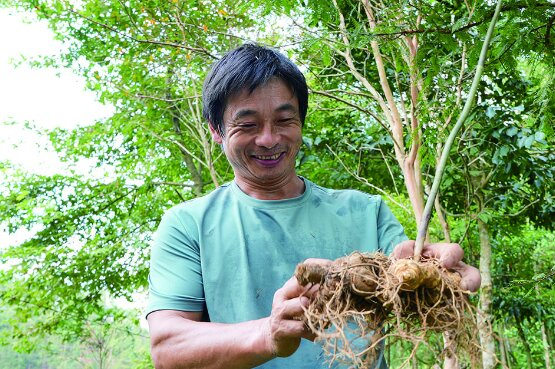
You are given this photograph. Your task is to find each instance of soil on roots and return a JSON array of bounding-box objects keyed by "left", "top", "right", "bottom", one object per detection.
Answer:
[{"left": 295, "top": 252, "right": 480, "bottom": 368}]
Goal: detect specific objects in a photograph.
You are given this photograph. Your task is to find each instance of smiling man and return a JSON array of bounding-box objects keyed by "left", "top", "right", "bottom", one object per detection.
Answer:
[
  {"left": 145, "top": 44, "right": 481, "bottom": 369},
  {"left": 211, "top": 78, "right": 304, "bottom": 200}
]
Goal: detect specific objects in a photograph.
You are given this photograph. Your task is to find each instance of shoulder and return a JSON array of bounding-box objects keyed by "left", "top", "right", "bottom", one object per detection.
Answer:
[
  {"left": 158, "top": 183, "right": 234, "bottom": 232},
  {"left": 155, "top": 183, "right": 235, "bottom": 245},
  {"left": 167, "top": 183, "right": 233, "bottom": 215},
  {"left": 307, "top": 179, "right": 383, "bottom": 206}
]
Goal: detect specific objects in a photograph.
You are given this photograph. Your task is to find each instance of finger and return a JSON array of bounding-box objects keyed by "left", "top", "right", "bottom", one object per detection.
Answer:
[
  {"left": 274, "top": 319, "right": 309, "bottom": 338},
  {"left": 421, "top": 243, "right": 464, "bottom": 269},
  {"left": 451, "top": 261, "right": 481, "bottom": 292},
  {"left": 275, "top": 277, "right": 310, "bottom": 302},
  {"left": 303, "top": 258, "right": 334, "bottom": 266},
  {"left": 275, "top": 307, "right": 317, "bottom": 341},
  {"left": 277, "top": 296, "right": 310, "bottom": 320},
  {"left": 304, "top": 283, "right": 320, "bottom": 300},
  {"left": 301, "top": 328, "right": 317, "bottom": 341},
  {"left": 391, "top": 240, "right": 416, "bottom": 259}
]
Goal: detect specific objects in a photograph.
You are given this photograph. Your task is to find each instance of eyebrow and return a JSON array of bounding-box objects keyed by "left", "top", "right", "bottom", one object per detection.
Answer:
[
  {"left": 232, "top": 109, "right": 257, "bottom": 121},
  {"left": 275, "top": 103, "right": 297, "bottom": 114},
  {"left": 231, "top": 103, "right": 298, "bottom": 121}
]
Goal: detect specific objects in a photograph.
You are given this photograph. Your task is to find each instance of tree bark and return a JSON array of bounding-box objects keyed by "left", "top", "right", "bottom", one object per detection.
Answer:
[
  {"left": 535, "top": 263, "right": 553, "bottom": 369},
  {"left": 477, "top": 218, "right": 496, "bottom": 369},
  {"left": 502, "top": 321, "right": 514, "bottom": 369},
  {"left": 541, "top": 320, "right": 552, "bottom": 369},
  {"left": 497, "top": 325, "right": 509, "bottom": 369}
]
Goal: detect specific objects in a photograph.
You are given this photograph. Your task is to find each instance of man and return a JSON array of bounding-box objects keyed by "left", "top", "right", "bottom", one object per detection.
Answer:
[{"left": 146, "top": 43, "right": 480, "bottom": 369}]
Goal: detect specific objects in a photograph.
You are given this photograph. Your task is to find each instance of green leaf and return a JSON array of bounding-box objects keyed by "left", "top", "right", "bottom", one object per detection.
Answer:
[
  {"left": 15, "top": 191, "right": 29, "bottom": 202},
  {"left": 506, "top": 126, "right": 518, "bottom": 137},
  {"left": 524, "top": 135, "right": 535, "bottom": 148},
  {"left": 535, "top": 131, "right": 545, "bottom": 142},
  {"left": 486, "top": 106, "right": 496, "bottom": 118}
]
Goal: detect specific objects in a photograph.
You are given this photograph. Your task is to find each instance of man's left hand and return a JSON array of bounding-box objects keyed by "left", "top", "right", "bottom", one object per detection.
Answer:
[{"left": 392, "top": 240, "right": 481, "bottom": 292}]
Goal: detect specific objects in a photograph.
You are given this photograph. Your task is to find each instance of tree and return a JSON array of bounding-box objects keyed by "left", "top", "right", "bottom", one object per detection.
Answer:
[
  {"left": 1, "top": 0, "right": 554, "bottom": 367},
  {"left": 285, "top": 1, "right": 555, "bottom": 367},
  {"left": 0, "top": 0, "right": 261, "bottom": 346}
]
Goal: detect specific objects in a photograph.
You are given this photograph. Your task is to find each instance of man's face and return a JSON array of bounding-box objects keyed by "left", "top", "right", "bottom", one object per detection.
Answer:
[{"left": 210, "top": 78, "right": 303, "bottom": 191}]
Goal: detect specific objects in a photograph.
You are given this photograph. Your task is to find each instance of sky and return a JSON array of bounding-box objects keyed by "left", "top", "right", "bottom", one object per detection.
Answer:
[
  {"left": 0, "top": 8, "right": 113, "bottom": 174},
  {"left": 0, "top": 9, "right": 114, "bottom": 249}
]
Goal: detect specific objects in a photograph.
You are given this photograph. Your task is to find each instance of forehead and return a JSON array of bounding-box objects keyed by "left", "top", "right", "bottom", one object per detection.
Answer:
[{"left": 224, "top": 79, "right": 298, "bottom": 115}]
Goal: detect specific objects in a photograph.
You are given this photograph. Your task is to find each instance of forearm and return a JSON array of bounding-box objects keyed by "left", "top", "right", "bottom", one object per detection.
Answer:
[{"left": 150, "top": 313, "right": 273, "bottom": 369}]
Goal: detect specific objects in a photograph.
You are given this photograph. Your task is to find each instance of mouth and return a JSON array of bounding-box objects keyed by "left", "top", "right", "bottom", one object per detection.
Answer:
[
  {"left": 251, "top": 152, "right": 285, "bottom": 167},
  {"left": 252, "top": 153, "right": 282, "bottom": 161}
]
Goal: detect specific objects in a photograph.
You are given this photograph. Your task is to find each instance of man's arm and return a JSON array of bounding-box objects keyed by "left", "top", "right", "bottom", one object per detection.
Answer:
[{"left": 147, "top": 277, "right": 318, "bottom": 369}]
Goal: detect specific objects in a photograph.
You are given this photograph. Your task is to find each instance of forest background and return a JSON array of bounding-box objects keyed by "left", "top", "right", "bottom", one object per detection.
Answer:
[{"left": 0, "top": 0, "right": 554, "bottom": 368}]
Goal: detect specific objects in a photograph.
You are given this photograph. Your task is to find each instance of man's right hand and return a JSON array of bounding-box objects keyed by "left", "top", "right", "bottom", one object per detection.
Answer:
[
  {"left": 263, "top": 276, "right": 318, "bottom": 357},
  {"left": 263, "top": 258, "right": 333, "bottom": 357}
]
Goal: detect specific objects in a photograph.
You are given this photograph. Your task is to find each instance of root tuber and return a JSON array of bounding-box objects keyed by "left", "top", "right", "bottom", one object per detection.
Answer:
[{"left": 295, "top": 252, "right": 479, "bottom": 368}]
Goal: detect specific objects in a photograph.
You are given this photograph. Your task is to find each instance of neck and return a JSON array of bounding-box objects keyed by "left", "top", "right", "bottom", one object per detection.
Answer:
[{"left": 235, "top": 175, "right": 305, "bottom": 200}]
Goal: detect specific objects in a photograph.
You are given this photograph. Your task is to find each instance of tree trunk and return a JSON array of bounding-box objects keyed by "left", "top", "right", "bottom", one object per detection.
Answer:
[
  {"left": 166, "top": 67, "right": 205, "bottom": 196},
  {"left": 402, "top": 160, "right": 425, "bottom": 229},
  {"left": 432, "top": 145, "right": 451, "bottom": 242},
  {"left": 502, "top": 321, "right": 515, "bottom": 369},
  {"left": 477, "top": 218, "right": 496, "bottom": 369},
  {"left": 497, "top": 326, "right": 509, "bottom": 369},
  {"left": 534, "top": 263, "right": 552, "bottom": 369},
  {"left": 534, "top": 261, "right": 553, "bottom": 369},
  {"left": 541, "top": 320, "right": 552, "bottom": 369}
]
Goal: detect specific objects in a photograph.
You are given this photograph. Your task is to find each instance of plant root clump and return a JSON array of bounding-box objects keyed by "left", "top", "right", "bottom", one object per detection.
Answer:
[{"left": 295, "top": 252, "right": 480, "bottom": 368}]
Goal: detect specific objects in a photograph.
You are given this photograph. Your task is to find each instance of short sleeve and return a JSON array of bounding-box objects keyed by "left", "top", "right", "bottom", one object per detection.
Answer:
[
  {"left": 146, "top": 207, "right": 205, "bottom": 317},
  {"left": 376, "top": 198, "right": 408, "bottom": 255}
]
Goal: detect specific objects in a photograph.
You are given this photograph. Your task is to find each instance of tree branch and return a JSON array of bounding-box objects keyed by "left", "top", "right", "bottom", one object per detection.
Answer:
[
  {"left": 326, "top": 144, "right": 410, "bottom": 213},
  {"left": 414, "top": 0, "right": 504, "bottom": 258},
  {"left": 67, "top": 8, "right": 217, "bottom": 59}
]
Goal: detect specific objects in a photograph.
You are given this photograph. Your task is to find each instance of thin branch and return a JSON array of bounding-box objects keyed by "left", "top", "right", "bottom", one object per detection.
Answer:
[
  {"left": 139, "top": 122, "right": 209, "bottom": 169},
  {"left": 379, "top": 147, "right": 401, "bottom": 196},
  {"left": 310, "top": 89, "right": 389, "bottom": 133},
  {"left": 360, "top": 0, "right": 405, "bottom": 157},
  {"left": 67, "top": 8, "right": 216, "bottom": 59},
  {"left": 414, "top": 0, "right": 504, "bottom": 258},
  {"left": 368, "top": 2, "right": 555, "bottom": 37},
  {"left": 327, "top": 144, "right": 410, "bottom": 213},
  {"left": 507, "top": 199, "right": 540, "bottom": 217},
  {"left": 330, "top": 0, "right": 396, "bottom": 140},
  {"left": 134, "top": 93, "right": 201, "bottom": 102}
]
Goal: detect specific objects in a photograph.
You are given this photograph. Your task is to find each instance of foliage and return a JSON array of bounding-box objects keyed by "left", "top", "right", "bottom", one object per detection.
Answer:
[
  {"left": 493, "top": 226, "right": 555, "bottom": 324},
  {"left": 0, "top": 307, "right": 152, "bottom": 369},
  {"left": 1, "top": 0, "right": 261, "bottom": 345},
  {"left": 0, "top": 0, "right": 554, "bottom": 367},
  {"left": 492, "top": 225, "right": 555, "bottom": 368}
]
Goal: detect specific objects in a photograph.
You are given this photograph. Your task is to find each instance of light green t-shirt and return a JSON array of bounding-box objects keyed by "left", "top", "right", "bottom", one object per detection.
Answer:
[{"left": 147, "top": 177, "right": 407, "bottom": 368}]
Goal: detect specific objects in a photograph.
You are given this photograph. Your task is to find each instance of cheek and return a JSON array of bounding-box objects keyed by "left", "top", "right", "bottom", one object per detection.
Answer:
[
  {"left": 223, "top": 137, "right": 246, "bottom": 157},
  {"left": 290, "top": 130, "right": 303, "bottom": 148}
]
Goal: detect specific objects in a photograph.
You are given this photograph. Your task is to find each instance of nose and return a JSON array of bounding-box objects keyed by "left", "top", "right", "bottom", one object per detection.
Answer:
[{"left": 255, "top": 123, "right": 278, "bottom": 149}]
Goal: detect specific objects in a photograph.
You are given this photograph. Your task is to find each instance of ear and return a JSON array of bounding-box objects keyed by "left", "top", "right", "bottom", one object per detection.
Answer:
[{"left": 208, "top": 123, "right": 223, "bottom": 144}]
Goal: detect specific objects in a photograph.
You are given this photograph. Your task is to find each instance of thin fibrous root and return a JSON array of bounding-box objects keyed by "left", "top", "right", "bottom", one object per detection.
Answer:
[{"left": 294, "top": 252, "right": 479, "bottom": 368}]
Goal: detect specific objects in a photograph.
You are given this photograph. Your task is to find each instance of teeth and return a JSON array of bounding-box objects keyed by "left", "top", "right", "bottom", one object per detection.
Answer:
[{"left": 255, "top": 153, "right": 281, "bottom": 160}]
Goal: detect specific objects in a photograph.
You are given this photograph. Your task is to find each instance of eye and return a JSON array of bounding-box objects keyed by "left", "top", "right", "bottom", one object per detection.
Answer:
[
  {"left": 237, "top": 122, "right": 256, "bottom": 129},
  {"left": 277, "top": 118, "right": 295, "bottom": 125}
]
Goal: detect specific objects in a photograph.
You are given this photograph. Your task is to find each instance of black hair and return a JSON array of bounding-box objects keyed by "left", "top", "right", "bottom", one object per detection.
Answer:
[{"left": 202, "top": 43, "right": 308, "bottom": 136}]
